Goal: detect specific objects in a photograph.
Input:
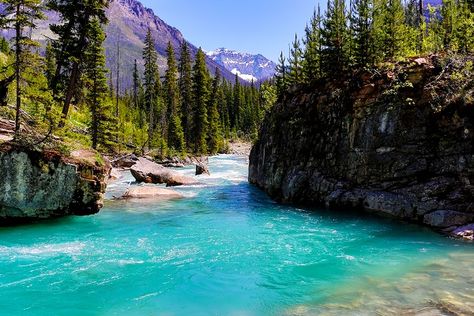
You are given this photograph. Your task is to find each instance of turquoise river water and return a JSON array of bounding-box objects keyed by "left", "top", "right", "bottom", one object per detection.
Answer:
[{"left": 0, "top": 155, "right": 473, "bottom": 315}]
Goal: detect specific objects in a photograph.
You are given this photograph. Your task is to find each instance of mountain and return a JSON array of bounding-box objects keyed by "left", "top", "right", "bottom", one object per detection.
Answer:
[
  {"left": 207, "top": 48, "right": 276, "bottom": 83},
  {"left": 1, "top": 0, "right": 240, "bottom": 89}
]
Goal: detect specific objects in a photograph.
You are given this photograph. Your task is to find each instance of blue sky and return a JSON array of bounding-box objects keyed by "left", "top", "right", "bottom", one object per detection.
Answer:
[{"left": 140, "top": 0, "right": 323, "bottom": 62}]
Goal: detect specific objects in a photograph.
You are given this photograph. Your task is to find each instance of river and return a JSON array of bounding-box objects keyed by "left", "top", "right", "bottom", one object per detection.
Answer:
[{"left": 0, "top": 155, "right": 473, "bottom": 315}]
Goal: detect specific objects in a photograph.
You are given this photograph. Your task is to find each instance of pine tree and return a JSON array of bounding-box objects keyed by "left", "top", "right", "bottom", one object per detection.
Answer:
[
  {"left": 288, "top": 34, "right": 304, "bottom": 85},
  {"left": 351, "top": 0, "right": 373, "bottom": 68},
  {"left": 217, "top": 79, "right": 230, "bottom": 139},
  {"left": 83, "top": 18, "right": 115, "bottom": 150},
  {"left": 321, "top": 0, "right": 350, "bottom": 75},
  {"left": 221, "top": 80, "right": 232, "bottom": 138},
  {"left": 132, "top": 59, "right": 142, "bottom": 111},
  {"left": 303, "top": 7, "right": 323, "bottom": 82},
  {"left": 178, "top": 42, "right": 193, "bottom": 149},
  {"left": 275, "top": 52, "right": 288, "bottom": 95},
  {"left": 164, "top": 42, "right": 185, "bottom": 153},
  {"left": 191, "top": 48, "right": 209, "bottom": 154},
  {"left": 455, "top": 1, "right": 474, "bottom": 53},
  {"left": 143, "top": 28, "right": 158, "bottom": 149},
  {"left": 207, "top": 68, "right": 223, "bottom": 154},
  {"left": 153, "top": 68, "right": 168, "bottom": 154},
  {"left": 441, "top": 0, "right": 457, "bottom": 51},
  {"left": 374, "top": 0, "right": 407, "bottom": 60},
  {"left": 232, "top": 73, "right": 241, "bottom": 131},
  {"left": 114, "top": 32, "right": 121, "bottom": 144},
  {"left": 0, "top": 0, "right": 45, "bottom": 135},
  {"left": 423, "top": 3, "right": 444, "bottom": 53},
  {"left": 47, "top": 0, "right": 109, "bottom": 127}
]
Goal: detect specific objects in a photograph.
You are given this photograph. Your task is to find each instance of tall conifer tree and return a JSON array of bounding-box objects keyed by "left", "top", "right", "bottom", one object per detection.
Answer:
[
  {"left": 275, "top": 52, "right": 288, "bottom": 95},
  {"left": 303, "top": 7, "right": 323, "bottom": 82},
  {"left": 191, "top": 49, "right": 210, "bottom": 154},
  {"left": 288, "top": 34, "right": 304, "bottom": 85},
  {"left": 321, "top": 0, "right": 350, "bottom": 75},
  {"left": 207, "top": 68, "right": 223, "bottom": 154},
  {"left": 143, "top": 28, "right": 158, "bottom": 149},
  {"left": 351, "top": 0, "right": 373, "bottom": 67},
  {"left": 83, "top": 18, "right": 114, "bottom": 150},
  {"left": 0, "top": 0, "right": 45, "bottom": 134},
  {"left": 178, "top": 42, "right": 193, "bottom": 149},
  {"left": 164, "top": 42, "right": 185, "bottom": 152}
]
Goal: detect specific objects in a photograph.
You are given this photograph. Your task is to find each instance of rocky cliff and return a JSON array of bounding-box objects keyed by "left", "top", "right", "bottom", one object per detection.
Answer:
[
  {"left": 0, "top": 144, "right": 110, "bottom": 224},
  {"left": 250, "top": 56, "right": 474, "bottom": 231}
]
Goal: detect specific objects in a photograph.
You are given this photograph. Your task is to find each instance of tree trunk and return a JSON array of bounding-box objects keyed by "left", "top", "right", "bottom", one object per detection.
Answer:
[
  {"left": 148, "top": 102, "right": 154, "bottom": 150},
  {"left": 58, "top": 61, "right": 79, "bottom": 127},
  {"left": 58, "top": 12, "right": 90, "bottom": 128}
]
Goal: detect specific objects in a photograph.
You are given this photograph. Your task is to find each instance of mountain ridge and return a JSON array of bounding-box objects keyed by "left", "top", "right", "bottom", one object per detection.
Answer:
[
  {"left": 207, "top": 48, "right": 276, "bottom": 82},
  {"left": 1, "top": 0, "right": 242, "bottom": 88}
]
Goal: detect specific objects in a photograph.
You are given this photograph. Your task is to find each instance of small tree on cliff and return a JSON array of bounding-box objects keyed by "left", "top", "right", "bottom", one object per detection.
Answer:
[
  {"left": 275, "top": 52, "right": 288, "bottom": 96},
  {"left": 321, "top": 0, "right": 350, "bottom": 75},
  {"left": 303, "top": 7, "right": 323, "bottom": 82},
  {"left": 288, "top": 34, "right": 304, "bottom": 85},
  {"left": 351, "top": 0, "right": 374, "bottom": 68}
]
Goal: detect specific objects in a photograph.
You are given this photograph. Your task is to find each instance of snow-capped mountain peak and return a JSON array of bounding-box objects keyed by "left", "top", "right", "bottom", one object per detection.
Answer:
[{"left": 207, "top": 48, "right": 276, "bottom": 82}]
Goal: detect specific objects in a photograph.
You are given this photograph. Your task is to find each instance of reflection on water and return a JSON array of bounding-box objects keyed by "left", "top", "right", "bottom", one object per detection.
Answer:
[{"left": 0, "top": 155, "right": 472, "bottom": 316}]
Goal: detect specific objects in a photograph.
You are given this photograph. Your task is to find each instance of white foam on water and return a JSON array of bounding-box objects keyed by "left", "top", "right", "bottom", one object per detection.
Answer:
[
  {"left": 152, "top": 246, "right": 201, "bottom": 264},
  {"left": 0, "top": 242, "right": 86, "bottom": 257},
  {"left": 133, "top": 292, "right": 159, "bottom": 301},
  {"left": 0, "top": 271, "right": 57, "bottom": 288},
  {"left": 116, "top": 259, "right": 144, "bottom": 266}
]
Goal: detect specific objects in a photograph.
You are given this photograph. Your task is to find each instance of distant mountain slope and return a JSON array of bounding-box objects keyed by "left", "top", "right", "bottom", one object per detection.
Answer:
[
  {"left": 207, "top": 48, "right": 276, "bottom": 82},
  {"left": 1, "top": 0, "right": 240, "bottom": 89}
]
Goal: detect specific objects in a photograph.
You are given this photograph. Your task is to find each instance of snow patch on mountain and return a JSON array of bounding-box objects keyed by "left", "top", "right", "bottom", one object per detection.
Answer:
[{"left": 231, "top": 69, "right": 258, "bottom": 83}]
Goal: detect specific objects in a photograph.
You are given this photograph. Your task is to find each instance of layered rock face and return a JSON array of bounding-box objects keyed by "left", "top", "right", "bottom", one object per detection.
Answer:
[
  {"left": 250, "top": 56, "right": 474, "bottom": 229},
  {"left": 0, "top": 145, "right": 110, "bottom": 224}
]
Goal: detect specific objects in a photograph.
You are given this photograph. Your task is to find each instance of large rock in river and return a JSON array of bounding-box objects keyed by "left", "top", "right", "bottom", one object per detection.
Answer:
[
  {"left": 131, "top": 158, "right": 199, "bottom": 186},
  {"left": 0, "top": 144, "right": 110, "bottom": 224},
  {"left": 249, "top": 56, "right": 474, "bottom": 230},
  {"left": 122, "top": 186, "right": 183, "bottom": 200}
]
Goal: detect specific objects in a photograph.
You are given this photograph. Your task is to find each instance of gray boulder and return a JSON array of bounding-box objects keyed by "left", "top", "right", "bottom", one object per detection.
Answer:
[
  {"left": 122, "top": 186, "right": 183, "bottom": 200},
  {"left": 131, "top": 158, "right": 199, "bottom": 187}
]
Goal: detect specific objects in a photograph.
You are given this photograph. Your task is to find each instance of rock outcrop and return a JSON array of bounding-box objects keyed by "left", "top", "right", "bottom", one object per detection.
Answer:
[
  {"left": 0, "top": 144, "right": 110, "bottom": 224},
  {"left": 249, "top": 56, "right": 474, "bottom": 231},
  {"left": 131, "top": 158, "right": 199, "bottom": 186},
  {"left": 196, "top": 162, "right": 210, "bottom": 176}
]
